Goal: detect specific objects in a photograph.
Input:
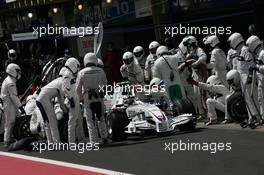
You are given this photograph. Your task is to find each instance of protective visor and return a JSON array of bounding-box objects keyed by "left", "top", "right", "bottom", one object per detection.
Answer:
[
  {"left": 9, "top": 53, "right": 16, "bottom": 58},
  {"left": 123, "top": 58, "right": 133, "bottom": 65},
  {"left": 149, "top": 48, "right": 157, "bottom": 54},
  {"left": 134, "top": 51, "right": 143, "bottom": 58}
]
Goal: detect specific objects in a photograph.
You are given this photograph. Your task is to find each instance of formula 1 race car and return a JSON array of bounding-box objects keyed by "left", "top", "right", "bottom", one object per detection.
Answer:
[
  {"left": 0, "top": 78, "right": 251, "bottom": 144},
  {"left": 105, "top": 82, "right": 197, "bottom": 141}
]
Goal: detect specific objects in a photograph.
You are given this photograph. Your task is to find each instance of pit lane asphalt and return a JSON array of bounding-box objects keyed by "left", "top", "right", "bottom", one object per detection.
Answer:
[{"left": 1, "top": 126, "right": 264, "bottom": 175}]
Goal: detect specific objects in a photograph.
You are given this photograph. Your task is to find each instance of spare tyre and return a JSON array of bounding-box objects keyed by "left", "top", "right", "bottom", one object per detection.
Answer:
[
  {"left": 227, "top": 91, "right": 248, "bottom": 123},
  {"left": 13, "top": 115, "right": 33, "bottom": 140}
]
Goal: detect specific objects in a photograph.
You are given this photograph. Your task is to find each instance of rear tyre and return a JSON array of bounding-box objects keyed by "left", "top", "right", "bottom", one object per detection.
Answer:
[{"left": 227, "top": 91, "right": 248, "bottom": 123}]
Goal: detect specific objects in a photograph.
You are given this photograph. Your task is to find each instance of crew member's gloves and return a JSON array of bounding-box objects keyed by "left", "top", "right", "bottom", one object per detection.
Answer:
[
  {"left": 187, "top": 78, "right": 198, "bottom": 86},
  {"left": 186, "top": 59, "right": 196, "bottom": 66},
  {"left": 69, "top": 98, "right": 75, "bottom": 108},
  {"left": 191, "top": 61, "right": 199, "bottom": 68},
  {"left": 249, "top": 65, "right": 259, "bottom": 73},
  {"left": 19, "top": 106, "right": 26, "bottom": 115},
  {"left": 178, "top": 59, "right": 196, "bottom": 73}
]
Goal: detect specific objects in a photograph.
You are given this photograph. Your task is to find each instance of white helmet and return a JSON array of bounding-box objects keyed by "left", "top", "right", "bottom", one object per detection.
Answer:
[
  {"left": 65, "top": 57, "right": 80, "bottom": 74},
  {"left": 227, "top": 33, "right": 244, "bottom": 50},
  {"left": 133, "top": 46, "right": 144, "bottom": 60},
  {"left": 203, "top": 35, "right": 220, "bottom": 48},
  {"left": 97, "top": 58, "right": 104, "bottom": 68},
  {"left": 183, "top": 35, "right": 198, "bottom": 47},
  {"left": 59, "top": 66, "right": 68, "bottom": 77},
  {"left": 6, "top": 63, "right": 21, "bottom": 79},
  {"left": 188, "top": 35, "right": 198, "bottom": 43},
  {"left": 84, "top": 53, "right": 98, "bottom": 67},
  {"left": 226, "top": 69, "right": 240, "bottom": 86},
  {"left": 246, "top": 35, "right": 262, "bottom": 54},
  {"left": 122, "top": 51, "right": 134, "bottom": 65},
  {"left": 149, "top": 41, "right": 160, "bottom": 54},
  {"left": 178, "top": 41, "right": 187, "bottom": 56},
  {"left": 182, "top": 36, "right": 189, "bottom": 44},
  {"left": 206, "top": 75, "right": 221, "bottom": 85},
  {"left": 156, "top": 46, "right": 169, "bottom": 58},
  {"left": 8, "top": 49, "right": 16, "bottom": 58}
]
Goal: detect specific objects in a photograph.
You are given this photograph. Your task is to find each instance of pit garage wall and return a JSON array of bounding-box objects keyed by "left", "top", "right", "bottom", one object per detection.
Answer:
[{"left": 73, "top": 0, "right": 264, "bottom": 58}]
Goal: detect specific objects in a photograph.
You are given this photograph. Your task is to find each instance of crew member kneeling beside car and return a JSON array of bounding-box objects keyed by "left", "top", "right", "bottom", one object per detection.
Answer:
[{"left": 187, "top": 75, "right": 231, "bottom": 126}]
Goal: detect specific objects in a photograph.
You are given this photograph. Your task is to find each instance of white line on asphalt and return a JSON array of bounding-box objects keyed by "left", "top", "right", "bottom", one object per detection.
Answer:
[{"left": 0, "top": 151, "right": 133, "bottom": 175}]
